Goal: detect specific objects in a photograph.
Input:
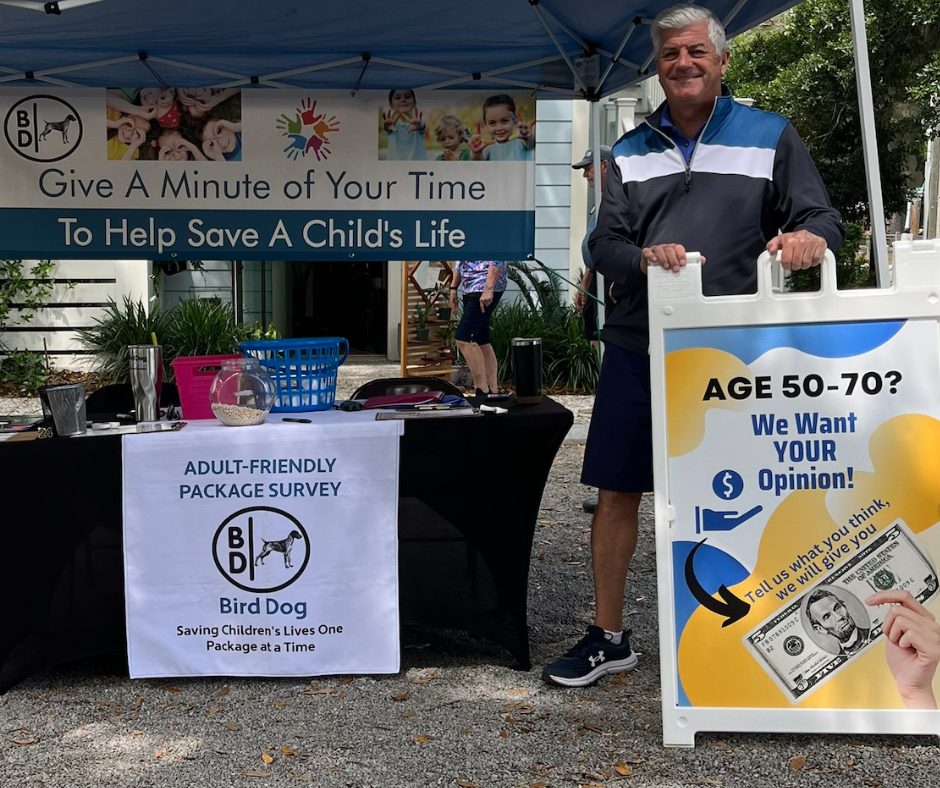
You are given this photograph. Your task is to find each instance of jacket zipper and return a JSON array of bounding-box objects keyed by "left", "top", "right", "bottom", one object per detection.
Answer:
[{"left": 650, "top": 99, "right": 720, "bottom": 193}]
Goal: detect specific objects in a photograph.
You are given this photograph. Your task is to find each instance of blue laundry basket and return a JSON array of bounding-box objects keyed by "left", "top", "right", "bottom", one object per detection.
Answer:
[{"left": 238, "top": 337, "right": 349, "bottom": 412}]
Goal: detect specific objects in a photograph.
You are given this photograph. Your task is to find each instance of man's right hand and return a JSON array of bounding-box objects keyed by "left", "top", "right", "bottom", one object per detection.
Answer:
[
  {"left": 866, "top": 589, "right": 940, "bottom": 709},
  {"left": 641, "top": 244, "right": 704, "bottom": 274}
]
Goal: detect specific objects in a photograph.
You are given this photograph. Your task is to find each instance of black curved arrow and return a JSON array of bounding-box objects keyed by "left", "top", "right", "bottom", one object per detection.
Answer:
[{"left": 684, "top": 539, "right": 750, "bottom": 627}]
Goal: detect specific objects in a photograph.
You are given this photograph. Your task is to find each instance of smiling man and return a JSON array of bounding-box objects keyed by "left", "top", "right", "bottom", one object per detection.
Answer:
[{"left": 542, "top": 4, "right": 846, "bottom": 688}]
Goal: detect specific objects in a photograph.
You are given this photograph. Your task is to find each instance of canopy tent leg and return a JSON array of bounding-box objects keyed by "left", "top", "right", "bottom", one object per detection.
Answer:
[
  {"left": 591, "top": 97, "right": 606, "bottom": 349},
  {"left": 849, "top": 0, "right": 890, "bottom": 286}
]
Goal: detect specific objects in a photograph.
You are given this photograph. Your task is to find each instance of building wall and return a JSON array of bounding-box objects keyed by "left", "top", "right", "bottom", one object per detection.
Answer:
[
  {"left": 1, "top": 258, "right": 150, "bottom": 371},
  {"left": 160, "top": 261, "right": 235, "bottom": 309},
  {"left": 533, "top": 100, "right": 574, "bottom": 293}
]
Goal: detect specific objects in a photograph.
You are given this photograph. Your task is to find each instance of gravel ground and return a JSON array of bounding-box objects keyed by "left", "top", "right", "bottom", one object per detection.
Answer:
[
  {"left": 2, "top": 361, "right": 935, "bottom": 786},
  {"left": 2, "top": 444, "right": 937, "bottom": 787}
]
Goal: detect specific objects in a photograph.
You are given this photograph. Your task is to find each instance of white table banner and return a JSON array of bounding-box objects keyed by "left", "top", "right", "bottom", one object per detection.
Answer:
[{"left": 122, "top": 419, "right": 403, "bottom": 678}]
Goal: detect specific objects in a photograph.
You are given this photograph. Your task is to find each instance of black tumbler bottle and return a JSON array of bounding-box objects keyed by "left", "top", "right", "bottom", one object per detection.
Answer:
[{"left": 511, "top": 337, "right": 542, "bottom": 405}]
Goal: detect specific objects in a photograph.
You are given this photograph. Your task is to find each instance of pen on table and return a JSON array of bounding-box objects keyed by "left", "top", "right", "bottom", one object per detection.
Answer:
[{"left": 282, "top": 417, "right": 312, "bottom": 423}]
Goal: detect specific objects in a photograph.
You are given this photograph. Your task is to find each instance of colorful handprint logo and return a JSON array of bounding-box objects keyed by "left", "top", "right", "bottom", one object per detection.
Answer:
[{"left": 276, "top": 98, "right": 340, "bottom": 161}]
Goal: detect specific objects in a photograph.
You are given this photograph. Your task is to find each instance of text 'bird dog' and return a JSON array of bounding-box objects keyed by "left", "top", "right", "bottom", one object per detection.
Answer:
[{"left": 255, "top": 530, "right": 303, "bottom": 568}]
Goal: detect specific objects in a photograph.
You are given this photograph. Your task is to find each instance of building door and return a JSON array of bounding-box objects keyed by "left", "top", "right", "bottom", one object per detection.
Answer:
[{"left": 290, "top": 261, "right": 387, "bottom": 355}]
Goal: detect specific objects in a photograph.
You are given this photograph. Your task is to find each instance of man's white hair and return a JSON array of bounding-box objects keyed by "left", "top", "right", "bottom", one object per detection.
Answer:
[{"left": 651, "top": 4, "right": 728, "bottom": 55}]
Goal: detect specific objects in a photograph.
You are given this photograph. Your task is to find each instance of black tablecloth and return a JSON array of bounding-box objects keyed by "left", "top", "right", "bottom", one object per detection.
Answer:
[{"left": 0, "top": 398, "right": 572, "bottom": 690}]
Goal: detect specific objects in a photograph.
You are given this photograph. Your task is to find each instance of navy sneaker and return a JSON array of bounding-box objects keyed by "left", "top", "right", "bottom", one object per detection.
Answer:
[{"left": 542, "top": 626, "right": 638, "bottom": 687}]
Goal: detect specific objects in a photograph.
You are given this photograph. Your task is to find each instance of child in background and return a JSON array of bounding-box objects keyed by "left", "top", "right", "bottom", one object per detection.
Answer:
[
  {"left": 106, "top": 88, "right": 155, "bottom": 120},
  {"left": 154, "top": 129, "right": 208, "bottom": 161},
  {"left": 199, "top": 117, "right": 242, "bottom": 161},
  {"left": 178, "top": 88, "right": 238, "bottom": 120},
  {"left": 106, "top": 107, "right": 151, "bottom": 160},
  {"left": 469, "top": 94, "right": 535, "bottom": 161},
  {"left": 382, "top": 89, "right": 427, "bottom": 161},
  {"left": 139, "top": 87, "right": 180, "bottom": 129},
  {"left": 434, "top": 115, "right": 471, "bottom": 161}
]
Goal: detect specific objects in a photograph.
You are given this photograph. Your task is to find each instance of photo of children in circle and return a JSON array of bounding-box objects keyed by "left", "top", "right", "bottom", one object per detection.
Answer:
[
  {"left": 106, "top": 87, "right": 242, "bottom": 162},
  {"left": 378, "top": 91, "right": 535, "bottom": 162}
]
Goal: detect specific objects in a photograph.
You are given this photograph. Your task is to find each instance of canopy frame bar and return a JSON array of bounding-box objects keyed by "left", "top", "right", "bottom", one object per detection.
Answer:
[
  {"left": 597, "top": 18, "right": 644, "bottom": 94},
  {"left": 529, "top": 1, "right": 587, "bottom": 93}
]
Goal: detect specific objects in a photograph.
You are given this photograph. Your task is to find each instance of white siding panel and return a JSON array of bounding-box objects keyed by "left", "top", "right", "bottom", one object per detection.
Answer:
[
  {"left": 535, "top": 206, "right": 570, "bottom": 227},
  {"left": 536, "top": 164, "right": 574, "bottom": 186},
  {"left": 532, "top": 249, "right": 569, "bottom": 269},
  {"left": 536, "top": 142, "right": 574, "bottom": 164},
  {"left": 537, "top": 101, "right": 574, "bottom": 122},
  {"left": 535, "top": 228, "right": 571, "bottom": 248},
  {"left": 535, "top": 119, "right": 573, "bottom": 144},
  {"left": 535, "top": 184, "right": 571, "bottom": 207}
]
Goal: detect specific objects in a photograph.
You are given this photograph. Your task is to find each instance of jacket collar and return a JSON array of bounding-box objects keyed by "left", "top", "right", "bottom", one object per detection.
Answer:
[{"left": 647, "top": 84, "right": 735, "bottom": 132}]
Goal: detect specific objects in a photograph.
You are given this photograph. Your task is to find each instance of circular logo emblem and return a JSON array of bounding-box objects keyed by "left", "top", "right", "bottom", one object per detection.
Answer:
[
  {"left": 212, "top": 506, "right": 310, "bottom": 593},
  {"left": 872, "top": 569, "right": 896, "bottom": 591},
  {"left": 4, "top": 95, "right": 83, "bottom": 162},
  {"left": 784, "top": 636, "right": 804, "bottom": 656},
  {"left": 712, "top": 469, "right": 744, "bottom": 501}
]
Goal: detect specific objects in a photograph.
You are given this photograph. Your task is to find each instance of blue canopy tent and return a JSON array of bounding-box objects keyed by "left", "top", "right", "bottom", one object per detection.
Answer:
[{"left": 0, "top": 0, "right": 887, "bottom": 280}]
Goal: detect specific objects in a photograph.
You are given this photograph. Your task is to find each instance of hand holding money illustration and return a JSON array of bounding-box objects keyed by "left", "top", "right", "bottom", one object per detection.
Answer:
[{"left": 867, "top": 589, "right": 940, "bottom": 709}]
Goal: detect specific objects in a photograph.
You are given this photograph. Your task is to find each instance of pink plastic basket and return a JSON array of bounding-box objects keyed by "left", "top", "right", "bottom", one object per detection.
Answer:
[{"left": 171, "top": 354, "right": 242, "bottom": 419}]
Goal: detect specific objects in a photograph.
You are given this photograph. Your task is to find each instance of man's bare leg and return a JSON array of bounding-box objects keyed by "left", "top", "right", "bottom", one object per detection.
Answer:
[{"left": 592, "top": 489, "right": 642, "bottom": 632}]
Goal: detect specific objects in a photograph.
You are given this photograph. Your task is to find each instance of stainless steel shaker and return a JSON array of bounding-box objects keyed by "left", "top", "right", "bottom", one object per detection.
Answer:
[{"left": 128, "top": 345, "right": 163, "bottom": 422}]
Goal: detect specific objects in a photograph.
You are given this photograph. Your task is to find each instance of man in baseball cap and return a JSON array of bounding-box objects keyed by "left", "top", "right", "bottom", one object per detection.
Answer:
[
  {"left": 572, "top": 145, "right": 612, "bottom": 170},
  {"left": 571, "top": 145, "right": 613, "bottom": 347}
]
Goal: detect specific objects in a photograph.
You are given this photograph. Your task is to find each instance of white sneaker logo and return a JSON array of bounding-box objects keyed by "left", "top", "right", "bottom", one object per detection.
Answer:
[{"left": 588, "top": 651, "right": 606, "bottom": 667}]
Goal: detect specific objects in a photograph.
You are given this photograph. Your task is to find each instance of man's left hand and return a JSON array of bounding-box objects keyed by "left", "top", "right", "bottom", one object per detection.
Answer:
[{"left": 766, "top": 229, "right": 827, "bottom": 271}]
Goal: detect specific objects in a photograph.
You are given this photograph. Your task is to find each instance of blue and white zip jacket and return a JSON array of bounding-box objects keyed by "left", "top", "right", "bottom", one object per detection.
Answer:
[{"left": 589, "top": 89, "right": 845, "bottom": 355}]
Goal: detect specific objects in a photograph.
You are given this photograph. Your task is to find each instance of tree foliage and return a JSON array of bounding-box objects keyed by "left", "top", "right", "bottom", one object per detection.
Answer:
[{"left": 724, "top": 0, "right": 940, "bottom": 224}]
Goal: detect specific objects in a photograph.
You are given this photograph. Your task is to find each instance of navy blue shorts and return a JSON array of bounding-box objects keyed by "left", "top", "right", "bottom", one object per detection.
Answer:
[
  {"left": 455, "top": 291, "right": 503, "bottom": 345},
  {"left": 581, "top": 342, "right": 654, "bottom": 493}
]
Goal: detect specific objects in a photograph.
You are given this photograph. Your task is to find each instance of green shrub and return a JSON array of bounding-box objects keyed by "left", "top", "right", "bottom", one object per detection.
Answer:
[
  {"left": 0, "top": 349, "right": 50, "bottom": 393},
  {"left": 77, "top": 297, "right": 269, "bottom": 384},
  {"left": 785, "top": 223, "right": 873, "bottom": 292},
  {"left": 75, "top": 297, "right": 176, "bottom": 384},
  {"left": 488, "top": 263, "right": 599, "bottom": 394},
  {"left": 166, "top": 297, "right": 250, "bottom": 358}
]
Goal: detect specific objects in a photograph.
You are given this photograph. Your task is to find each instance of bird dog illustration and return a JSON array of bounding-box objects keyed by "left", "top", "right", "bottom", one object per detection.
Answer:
[
  {"left": 38, "top": 114, "right": 78, "bottom": 145},
  {"left": 254, "top": 529, "right": 303, "bottom": 568}
]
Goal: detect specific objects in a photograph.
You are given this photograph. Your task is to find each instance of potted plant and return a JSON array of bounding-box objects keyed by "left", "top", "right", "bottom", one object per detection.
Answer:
[{"left": 414, "top": 290, "right": 438, "bottom": 341}]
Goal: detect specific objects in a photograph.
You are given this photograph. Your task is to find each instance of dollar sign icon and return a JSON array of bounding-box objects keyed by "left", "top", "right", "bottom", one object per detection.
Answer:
[{"left": 712, "top": 469, "right": 743, "bottom": 501}]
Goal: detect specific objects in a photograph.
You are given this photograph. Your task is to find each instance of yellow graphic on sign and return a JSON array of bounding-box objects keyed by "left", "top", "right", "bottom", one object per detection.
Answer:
[{"left": 678, "top": 414, "right": 940, "bottom": 708}]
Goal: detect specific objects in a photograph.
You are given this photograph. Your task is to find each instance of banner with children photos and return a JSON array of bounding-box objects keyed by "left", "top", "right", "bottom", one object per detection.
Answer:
[
  {"left": 123, "top": 419, "right": 403, "bottom": 678},
  {"left": 0, "top": 88, "right": 536, "bottom": 260}
]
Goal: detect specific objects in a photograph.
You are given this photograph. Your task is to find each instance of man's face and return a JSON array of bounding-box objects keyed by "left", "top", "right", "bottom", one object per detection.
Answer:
[
  {"left": 582, "top": 164, "right": 595, "bottom": 188},
  {"left": 656, "top": 21, "right": 729, "bottom": 112},
  {"left": 809, "top": 596, "right": 857, "bottom": 641},
  {"left": 581, "top": 161, "right": 607, "bottom": 190}
]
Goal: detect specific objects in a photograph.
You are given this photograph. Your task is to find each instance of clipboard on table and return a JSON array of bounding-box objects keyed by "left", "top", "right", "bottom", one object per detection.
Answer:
[{"left": 362, "top": 391, "right": 445, "bottom": 409}]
